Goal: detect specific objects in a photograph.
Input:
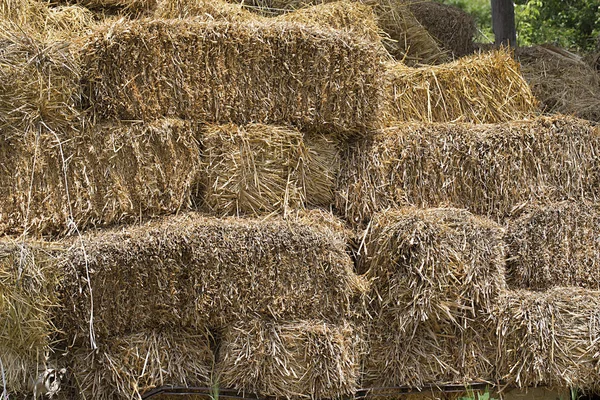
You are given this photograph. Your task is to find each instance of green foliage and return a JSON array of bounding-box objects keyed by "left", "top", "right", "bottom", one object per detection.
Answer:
[
  {"left": 436, "top": 0, "right": 599, "bottom": 51},
  {"left": 515, "top": 0, "right": 599, "bottom": 50},
  {"left": 458, "top": 387, "right": 498, "bottom": 400}
]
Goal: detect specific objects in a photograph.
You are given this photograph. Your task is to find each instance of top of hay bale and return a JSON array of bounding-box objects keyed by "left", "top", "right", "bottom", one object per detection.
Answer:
[
  {"left": 517, "top": 44, "right": 600, "bottom": 122},
  {"left": 406, "top": 0, "right": 476, "bottom": 58},
  {"left": 82, "top": 17, "right": 384, "bottom": 134},
  {"left": 155, "top": 0, "right": 256, "bottom": 20},
  {"left": 382, "top": 49, "right": 538, "bottom": 124}
]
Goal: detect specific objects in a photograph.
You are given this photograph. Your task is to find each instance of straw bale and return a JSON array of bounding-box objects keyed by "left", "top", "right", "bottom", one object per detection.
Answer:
[
  {"left": 218, "top": 320, "right": 361, "bottom": 399},
  {"left": 0, "top": 119, "right": 200, "bottom": 237},
  {"left": 155, "top": 0, "right": 255, "bottom": 20},
  {"left": 362, "top": 208, "right": 506, "bottom": 324},
  {"left": 382, "top": 50, "right": 537, "bottom": 125},
  {"left": 0, "top": 241, "right": 62, "bottom": 394},
  {"left": 71, "top": 329, "right": 213, "bottom": 400},
  {"left": 495, "top": 288, "right": 600, "bottom": 389},
  {"left": 82, "top": 18, "right": 384, "bottom": 134},
  {"left": 406, "top": 0, "right": 476, "bottom": 57},
  {"left": 337, "top": 116, "right": 600, "bottom": 226},
  {"left": 55, "top": 0, "right": 156, "bottom": 14},
  {"left": 230, "top": 0, "right": 445, "bottom": 65},
  {"left": 0, "top": 27, "right": 81, "bottom": 134},
  {"left": 58, "top": 212, "right": 364, "bottom": 342},
  {"left": 200, "top": 123, "right": 339, "bottom": 217},
  {"left": 517, "top": 45, "right": 600, "bottom": 122},
  {"left": 365, "top": 313, "right": 496, "bottom": 388},
  {"left": 506, "top": 201, "right": 600, "bottom": 290}
]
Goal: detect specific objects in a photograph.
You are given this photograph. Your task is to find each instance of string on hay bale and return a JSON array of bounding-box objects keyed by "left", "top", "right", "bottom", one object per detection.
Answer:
[
  {"left": 506, "top": 201, "right": 600, "bottom": 290},
  {"left": 218, "top": 320, "right": 361, "bottom": 399},
  {"left": 406, "top": 0, "right": 476, "bottom": 58},
  {"left": 82, "top": 18, "right": 384, "bottom": 134},
  {"left": 336, "top": 116, "right": 600, "bottom": 226},
  {"left": 58, "top": 212, "right": 365, "bottom": 341},
  {"left": 200, "top": 123, "right": 339, "bottom": 217},
  {"left": 0, "top": 241, "right": 62, "bottom": 395},
  {"left": 382, "top": 49, "right": 537, "bottom": 125},
  {"left": 0, "top": 119, "right": 200, "bottom": 237},
  {"left": 361, "top": 208, "right": 503, "bottom": 388},
  {"left": 517, "top": 45, "right": 600, "bottom": 122},
  {"left": 495, "top": 288, "right": 600, "bottom": 390},
  {"left": 70, "top": 329, "right": 213, "bottom": 400},
  {"left": 0, "top": 27, "right": 81, "bottom": 134}
]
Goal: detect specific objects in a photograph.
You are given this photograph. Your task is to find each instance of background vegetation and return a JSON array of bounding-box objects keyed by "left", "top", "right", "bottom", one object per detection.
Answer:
[{"left": 434, "top": 0, "right": 600, "bottom": 51}]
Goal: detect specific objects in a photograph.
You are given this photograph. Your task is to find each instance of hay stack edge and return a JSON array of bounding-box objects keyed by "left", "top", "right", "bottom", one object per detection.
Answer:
[{"left": 3, "top": 0, "right": 600, "bottom": 398}]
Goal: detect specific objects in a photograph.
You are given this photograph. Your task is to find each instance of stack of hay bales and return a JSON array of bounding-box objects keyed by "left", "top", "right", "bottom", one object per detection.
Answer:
[
  {"left": 517, "top": 45, "right": 600, "bottom": 122},
  {"left": 362, "top": 208, "right": 506, "bottom": 388}
]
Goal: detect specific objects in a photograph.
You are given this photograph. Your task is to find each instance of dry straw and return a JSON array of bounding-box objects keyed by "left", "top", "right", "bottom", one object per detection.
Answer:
[
  {"left": 58, "top": 212, "right": 364, "bottom": 342},
  {"left": 0, "top": 241, "right": 62, "bottom": 395},
  {"left": 70, "top": 329, "right": 213, "bottom": 400},
  {"left": 200, "top": 123, "right": 339, "bottom": 217},
  {"left": 0, "top": 26, "right": 81, "bottom": 134},
  {"left": 226, "top": 0, "right": 446, "bottom": 64},
  {"left": 82, "top": 18, "right": 384, "bottom": 134},
  {"left": 0, "top": 119, "right": 201, "bottom": 237},
  {"left": 406, "top": 0, "right": 476, "bottom": 57},
  {"left": 155, "top": 0, "right": 256, "bottom": 20},
  {"left": 218, "top": 320, "right": 361, "bottom": 399},
  {"left": 362, "top": 208, "right": 503, "bottom": 388},
  {"left": 517, "top": 45, "right": 600, "bottom": 122},
  {"left": 495, "top": 288, "right": 600, "bottom": 390},
  {"left": 382, "top": 49, "right": 537, "bottom": 125},
  {"left": 53, "top": 0, "right": 157, "bottom": 15},
  {"left": 337, "top": 116, "right": 600, "bottom": 226},
  {"left": 506, "top": 201, "right": 600, "bottom": 290}
]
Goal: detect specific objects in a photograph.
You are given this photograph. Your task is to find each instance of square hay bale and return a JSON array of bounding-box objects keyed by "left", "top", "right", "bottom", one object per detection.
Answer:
[
  {"left": 0, "top": 241, "right": 62, "bottom": 395},
  {"left": 382, "top": 50, "right": 537, "bottom": 124},
  {"left": 70, "top": 329, "right": 213, "bottom": 400},
  {"left": 362, "top": 208, "right": 506, "bottom": 325},
  {"left": 218, "top": 320, "right": 361, "bottom": 399},
  {"left": 200, "top": 123, "right": 339, "bottom": 217},
  {"left": 506, "top": 201, "right": 600, "bottom": 290},
  {"left": 517, "top": 45, "right": 600, "bottom": 122},
  {"left": 58, "top": 212, "right": 365, "bottom": 342},
  {"left": 406, "top": 1, "right": 476, "bottom": 57},
  {"left": 495, "top": 288, "right": 600, "bottom": 390},
  {"left": 82, "top": 18, "right": 384, "bottom": 134},
  {"left": 365, "top": 313, "right": 496, "bottom": 389},
  {"left": 0, "top": 27, "right": 81, "bottom": 134},
  {"left": 337, "top": 116, "right": 600, "bottom": 226},
  {"left": 226, "top": 0, "right": 446, "bottom": 65},
  {"left": 0, "top": 119, "right": 201, "bottom": 237}
]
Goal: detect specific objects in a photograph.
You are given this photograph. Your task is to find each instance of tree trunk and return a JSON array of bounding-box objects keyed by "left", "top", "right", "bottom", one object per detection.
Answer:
[{"left": 491, "top": 0, "right": 517, "bottom": 47}]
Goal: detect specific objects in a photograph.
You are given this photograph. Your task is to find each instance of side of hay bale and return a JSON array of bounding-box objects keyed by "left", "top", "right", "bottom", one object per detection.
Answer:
[
  {"left": 0, "top": 27, "right": 81, "bottom": 134},
  {"left": 362, "top": 208, "right": 506, "bottom": 324},
  {"left": 218, "top": 320, "right": 361, "bottom": 399},
  {"left": 361, "top": 208, "right": 503, "bottom": 388},
  {"left": 506, "top": 201, "right": 600, "bottom": 290},
  {"left": 382, "top": 50, "right": 537, "bottom": 124},
  {"left": 82, "top": 18, "right": 384, "bottom": 134},
  {"left": 495, "top": 288, "right": 600, "bottom": 390},
  {"left": 70, "top": 329, "right": 214, "bottom": 400},
  {"left": 406, "top": 0, "right": 476, "bottom": 58},
  {"left": 517, "top": 45, "right": 600, "bottom": 122},
  {"left": 0, "top": 241, "right": 62, "bottom": 395},
  {"left": 0, "top": 119, "right": 201, "bottom": 237},
  {"left": 58, "top": 212, "right": 364, "bottom": 342},
  {"left": 337, "top": 116, "right": 600, "bottom": 226},
  {"left": 200, "top": 123, "right": 339, "bottom": 217}
]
